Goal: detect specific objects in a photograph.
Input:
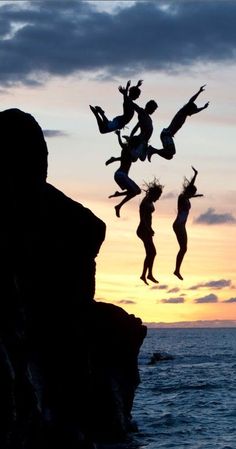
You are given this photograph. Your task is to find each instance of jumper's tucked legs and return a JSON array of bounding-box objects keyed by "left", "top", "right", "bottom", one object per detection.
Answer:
[{"left": 147, "top": 145, "right": 174, "bottom": 162}]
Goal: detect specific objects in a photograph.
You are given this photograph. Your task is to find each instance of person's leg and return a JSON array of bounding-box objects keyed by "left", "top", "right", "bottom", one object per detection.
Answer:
[
  {"left": 147, "top": 145, "right": 175, "bottom": 161},
  {"left": 147, "top": 130, "right": 176, "bottom": 161},
  {"left": 114, "top": 174, "right": 141, "bottom": 216},
  {"left": 114, "top": 191, "right": 137, "bottom": 217},
  {"left": 144, "top": 238, "right": 158, "bottom": 283},
  {"left": 108, "top": 190, "right": 127, "bottom": 198},
  {"left": 173, "top": 226, "right": 187, "bottom": 280},
  {"left": 139, "top": 236, "right": 158, "bottom": 284},
  {"left": 89, "top": 105, "right": 109, "bottom": 133}
]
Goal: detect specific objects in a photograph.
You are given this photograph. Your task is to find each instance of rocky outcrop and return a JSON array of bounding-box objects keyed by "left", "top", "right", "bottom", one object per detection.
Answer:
[{"left": 0, "top": 108, "right": 146, "bottom": 448}]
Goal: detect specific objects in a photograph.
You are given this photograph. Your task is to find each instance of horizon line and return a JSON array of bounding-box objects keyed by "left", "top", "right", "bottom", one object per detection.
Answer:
[{"left": 144, "top": 319, "right": 236, "bottom": 328}]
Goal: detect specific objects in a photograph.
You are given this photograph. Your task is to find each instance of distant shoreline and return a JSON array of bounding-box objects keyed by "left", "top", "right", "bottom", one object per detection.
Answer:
[{"left": 145, "top": 320, "right": 236, "bottom": 328}]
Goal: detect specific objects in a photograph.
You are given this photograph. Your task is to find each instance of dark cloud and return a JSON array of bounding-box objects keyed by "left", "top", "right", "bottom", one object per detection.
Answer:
[
  {"left": 43, "top": 129, "right": 68, "bottom": 138},
  {"left": 117, "top": 299, "right": 136, "bottom": 305},
  {"left": 161, "top": 296, "right": 185, "bottom": 304},
  {"left": 162, "top": 191, "right": 176, "bottom": 200},
  {"left": 194, "top": 208, "right": 236, "bottom": 225},
  {"left": 194, "top": 293, "right": 218, "bottom": 303},
  {"left": 189, "top": 279, "right": 232, "bottom": 290},
  {"left": 223, "top": 297, "right": 236, "bottom": 303},
  {"left": 0, "top": 1, "right": 235, "bottom": 86}
]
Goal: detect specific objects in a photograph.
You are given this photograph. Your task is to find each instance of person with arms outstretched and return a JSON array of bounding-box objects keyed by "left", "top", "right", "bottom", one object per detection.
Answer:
[
  {"left": 129, "top": 99, "right": 158, "bottom": 162},
  {"left": 136, "top": 179, "right": 163, "bottom": 285},
  {"left": 90, "top": 80, "right": 143, "bottom": 134},
  {"left": 106, "top": 130, "right": 141, "bottom": 217},
  {"left": 173, "top": 166, "right": 203, "bottom": 280},
  {"left": 148, "top": 85, "right": 209, "bottom": 161}
]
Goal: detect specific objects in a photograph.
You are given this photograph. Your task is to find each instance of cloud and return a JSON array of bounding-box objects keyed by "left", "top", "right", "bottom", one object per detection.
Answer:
[
  {"left": 189, "top": 279, "right": 232, "bottom": 290},
  {"left": 162, "top": 191, "right": 176, "bottom": 200},
  {"left": 151, "top": 284, "right": 168, "bottom": 290},
  {"left": 223, "top": 297, "right": 236, "bottom": 303},
  {"left": 161, "top": 296, "right": 185, "bottom": 304},
  {"left": 168, "top": 287, "right": 180, "bottom": 293},
  {"left": 0, "top": 1, "right": 236, "bottom": 86},
  {"left": 194, "top": 293, "right": 218, "bottom": 303},
  {"left": 43, "top": 129, "right": 68, "bottom": 138},
  {"left": 194, "top": 208, "right": 236, "bottom": 225},
  {"left": 116, "top": 299, "right": 136, "bottom": 305}
]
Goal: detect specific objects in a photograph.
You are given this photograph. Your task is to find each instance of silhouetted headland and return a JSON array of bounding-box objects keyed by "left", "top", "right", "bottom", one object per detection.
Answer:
[{"left": 0, "top": 108, "right": 146, "bottom": 448}]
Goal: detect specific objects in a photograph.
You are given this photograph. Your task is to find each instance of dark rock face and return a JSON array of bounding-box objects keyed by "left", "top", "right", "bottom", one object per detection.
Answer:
[{"left": 0, "top": 109, "right": 146, "bottom": 448}]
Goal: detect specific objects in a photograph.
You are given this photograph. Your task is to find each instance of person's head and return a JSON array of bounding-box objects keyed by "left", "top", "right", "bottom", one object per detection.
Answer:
[
  {"left": 129, "top": 85, "right": 141, "bottom": 100},
  {"left": 182, "top": 178, "right": 197, "bottom": 197},
  {"left": 0, "top": 108, "right": 48, "bottom": 189},
  {"left": 186, "top": 102, "right": 198, "bottom": 116},
  {"left": 145, "top": 100, "right": 158, "bottom": 115},
  {"left": 144, "top": 178, "right": 163, "bottom": 202}
]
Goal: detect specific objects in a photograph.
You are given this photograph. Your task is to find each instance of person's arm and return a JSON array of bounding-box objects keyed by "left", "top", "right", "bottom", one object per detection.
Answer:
[
  {"left": 188, "top": 166, "right": 204, "bottom": 197},
  {"left": 188, "top": 85, "right": 206, "bottom": 103},
  {"left": 105, "top": 156, "right": 121, "bottom": 166},
  {"left": 193, "top": 101, "right": 209, "bottom": 114},
  {"left": 115, "top": 130, "right": 125, "bottom": 149},
  {"left": 118, "top": 80, "right": 131, "bottom": 98},
  {"left": 189, "top": 166, "right": 198, "bottom": 187},
  {"left": 130, "top": 121, "right": 140, "bottom": 138}
]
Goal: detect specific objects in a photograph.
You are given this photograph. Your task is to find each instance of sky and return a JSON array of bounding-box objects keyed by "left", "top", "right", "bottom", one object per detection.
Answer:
[{"left": 1, "top": 0, "right": 236, "bottom": 325}]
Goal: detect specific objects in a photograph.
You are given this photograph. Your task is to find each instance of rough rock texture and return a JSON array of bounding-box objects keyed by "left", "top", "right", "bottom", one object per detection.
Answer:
[{"left": 0, "top": 108, "right": 147, "bottom": 448}]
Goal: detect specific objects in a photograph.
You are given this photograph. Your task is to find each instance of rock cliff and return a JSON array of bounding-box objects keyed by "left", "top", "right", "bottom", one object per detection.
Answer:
[{"left": 0, "top": 108, "right": 146, "bottom": 448}]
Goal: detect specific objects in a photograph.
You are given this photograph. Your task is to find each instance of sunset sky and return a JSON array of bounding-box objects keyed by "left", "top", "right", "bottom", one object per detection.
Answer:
[{"left": 1, "top": 0, "right": 236, "bottom": 324}]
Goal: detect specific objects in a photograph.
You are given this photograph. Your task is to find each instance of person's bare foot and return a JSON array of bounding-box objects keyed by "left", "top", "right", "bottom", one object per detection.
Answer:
[
  {"left": 115, "top": 205, "right": 120, "bottom": 217},
  {"left": 147, "top": 145, "right": 155, "bottom": 162},
  {"left": 95, "top": 106, "right": 105, "bottom": 115},
  {"left": 147, "top": 274, "right": 159, "bottom": 283},
  {"left": 140, "top": 275, "right": 149, "bottom": 285},
  {"left": 174, "top": 271, "right": 183, "bottom": 280},
  {"left": 89, "top": 105, "right": 96, "bottom": 114},
  {"left": 109, "top": 191, "right": 120, "bottom": 198}
]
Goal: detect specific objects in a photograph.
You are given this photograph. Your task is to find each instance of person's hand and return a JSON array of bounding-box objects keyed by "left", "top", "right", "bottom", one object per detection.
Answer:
[
  {"left": 137, "top": 79, "right": 143, "bottom": 87},
  {"left": 204, "top": 101, "right": 209, "bottom": 108},
  {"left": 200, "top": 84, "right": 206, "bottom": 92},
  {"left": 126, "top": 80, "right": 131, "bottom": 88},
  {"left": 151, "top": 230, "right": 155, "bottom": 236},
  {"left": 105, "top": 157, "right": 116, "bottom": 166},
  {"left": 118, "top": 85, "right": 125, "bottom": 94},
  {"left": 191, "top": 166, "right": 198, "bottom": 175}
]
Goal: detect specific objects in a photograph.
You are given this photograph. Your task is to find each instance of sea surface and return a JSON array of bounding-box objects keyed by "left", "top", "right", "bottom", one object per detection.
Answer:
[{"left": 99, "top": 327, "right": 236, "bottom": 449}]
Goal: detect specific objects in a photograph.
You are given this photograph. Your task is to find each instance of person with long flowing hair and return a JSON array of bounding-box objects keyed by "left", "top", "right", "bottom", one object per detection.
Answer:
[
  {"left": 173, "top": 166, "right": 203, "bottom": 280},
  {"left": 136, "top": 179, "right": 163, "bottom": 285}
]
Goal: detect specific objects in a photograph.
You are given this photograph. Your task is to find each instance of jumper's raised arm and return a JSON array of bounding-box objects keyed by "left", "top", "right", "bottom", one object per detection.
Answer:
[{"left": 90, "top": 80, "right": 143, "bottom": 134}]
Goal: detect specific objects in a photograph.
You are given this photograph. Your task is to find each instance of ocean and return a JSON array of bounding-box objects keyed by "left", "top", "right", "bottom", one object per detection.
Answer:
[{"left": 98, "top": 327, "right": 236, "bottom": 449}]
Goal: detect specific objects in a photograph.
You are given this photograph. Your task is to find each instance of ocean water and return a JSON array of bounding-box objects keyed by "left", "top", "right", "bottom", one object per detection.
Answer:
[{"left": 130, "top": 328, "right": 236, "bottom": 449}]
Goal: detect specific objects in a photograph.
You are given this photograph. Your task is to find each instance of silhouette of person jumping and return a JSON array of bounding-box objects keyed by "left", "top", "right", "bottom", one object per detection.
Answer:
[
  {"left": 106, "top": 130, "right": 141, "bottom": 217},
  {"left": 173, "top": 166, "right": 203, "bottom": 280},
  {"left": 136, "top": 179, "right": 163, "bottom": 285},
  {"left": 129, "top": 99, "right": 158, "bottom": 162},
  {"left": 90, "top": 80, "right": 142, "bottom": 133},
  {"left": 148, "top": 85, "right": 209, "bottom": 161}
]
